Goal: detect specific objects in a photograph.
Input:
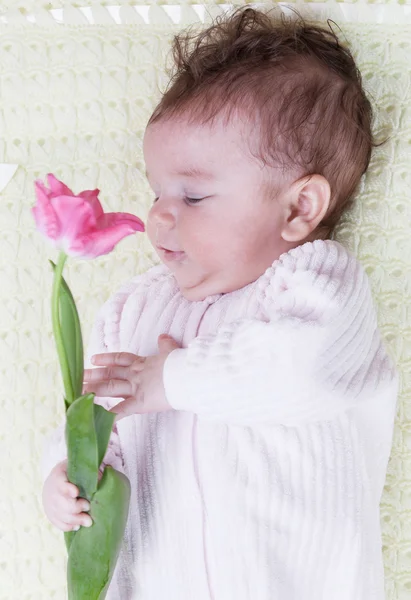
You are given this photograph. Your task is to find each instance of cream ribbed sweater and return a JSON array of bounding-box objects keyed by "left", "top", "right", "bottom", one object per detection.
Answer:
[{"left": 42, "top": 240, "right": 398, "bottom": 600}]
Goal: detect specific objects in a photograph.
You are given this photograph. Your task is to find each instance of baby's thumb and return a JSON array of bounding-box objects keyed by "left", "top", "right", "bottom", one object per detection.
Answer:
[
  {"left": 158, "top": 334, "right": 180, "bottom": 354},
  {"left": 110, "top": 399, "right": 135, "bottom": 422}
]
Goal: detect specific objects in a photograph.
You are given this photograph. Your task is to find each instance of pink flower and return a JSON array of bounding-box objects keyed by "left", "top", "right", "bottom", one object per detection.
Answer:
[{"left": 33, "top": 173, "right": 145, "bottom": 258}]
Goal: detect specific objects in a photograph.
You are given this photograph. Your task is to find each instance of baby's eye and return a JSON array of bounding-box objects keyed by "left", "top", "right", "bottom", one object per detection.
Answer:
[{"left": 184, "top": 196, "right": 205, "bottom": 205}]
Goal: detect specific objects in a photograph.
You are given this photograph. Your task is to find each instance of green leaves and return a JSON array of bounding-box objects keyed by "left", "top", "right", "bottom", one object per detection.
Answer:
[
  {"left": 64, "top": 394, "right": 130, "bottom": 599},
  {"left": 50, "top": 259, "right": 84, "bottom": 406},
  {"left": 65, "top": 394, "right": 116, "bottom": 501},
  {"left": 94, "top": 404, "right": 117, "bottom": 467},
  {"left": 49, "top": 255, "right": 130, "bottom": 597},
  {"left": 66, "top": 394, "right": 99, "bottom": 500},
  {"left": 66, "top": 467, "right": 130, "bottom": 600}
]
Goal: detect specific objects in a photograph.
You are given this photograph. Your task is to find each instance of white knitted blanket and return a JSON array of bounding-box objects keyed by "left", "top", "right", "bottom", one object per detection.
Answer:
[{"left": 0, "top": 2, "right": 410, "bottom": 599}]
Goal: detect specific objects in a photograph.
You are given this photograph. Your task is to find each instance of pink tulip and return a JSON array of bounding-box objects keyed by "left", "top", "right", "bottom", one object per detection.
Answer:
[{"left": 33, "top": 173, "right": 145, "bottom": 258}]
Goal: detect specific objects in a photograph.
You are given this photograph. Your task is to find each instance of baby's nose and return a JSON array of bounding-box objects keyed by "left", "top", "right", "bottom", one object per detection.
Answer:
[{"left": 149, "top": 199, "right": 176, "bottom": 228}]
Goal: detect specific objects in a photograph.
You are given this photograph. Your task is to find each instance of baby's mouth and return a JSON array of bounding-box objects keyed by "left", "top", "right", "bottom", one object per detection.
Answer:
[{"left": 157, "top": 246, "right": 186, "bottom": 262}]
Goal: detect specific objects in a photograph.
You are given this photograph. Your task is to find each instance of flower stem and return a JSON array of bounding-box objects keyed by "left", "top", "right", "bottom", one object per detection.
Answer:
[{"left": 51, "top": 252, "right": 74, "bottom": 406}]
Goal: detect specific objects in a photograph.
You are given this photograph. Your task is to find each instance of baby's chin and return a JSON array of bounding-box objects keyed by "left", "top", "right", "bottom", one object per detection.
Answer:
[
  {"left": 177, "top": 273, "right": 249, "bottom": 302},
  {"left": 176, "top": 273, "right": 224, "bottom": 302},
  {"left": 178, "top": 281, "right": 217, "bottom": 302},
  {"left": 170, "top": 261, "right": 269, "bottom": 301}
]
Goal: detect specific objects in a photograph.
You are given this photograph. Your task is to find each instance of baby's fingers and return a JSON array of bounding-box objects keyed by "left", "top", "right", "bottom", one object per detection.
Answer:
[
  {"left": 91, "top": 352, "right": 137, "bottom": 367},
  {"left": 61, "top": 498, "right": 93, "bottom": 528},
  {"left": 51, "top": 460, "right": 78, "bottom": 498},
  {"left": 72, "top": 497, "right": 91, "bottom": 515},
  {"left": 65, "top": 511, "right": 93, "bottom": 528},
  {"left": 84, "top": 378, "right": 132, "bottom": 399},
  {"left": 63, "top": 480, "right": 80, "bottom": 499},
  {"left": 53, "top": 520, "right": 79, "bottom": 533},
  {"left": 55, "top": 514, "right": 91, "bottom": 532},
  {"left": 84, "top": 366, "right": 129, "bottom": 384},
  {"left": 58, "top": 520, "right": 85, "bottom": 533}
]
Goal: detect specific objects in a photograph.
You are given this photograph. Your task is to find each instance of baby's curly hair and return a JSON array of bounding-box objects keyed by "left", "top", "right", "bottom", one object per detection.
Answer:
[{"left": 149, "top": 7, "right": 375, "bottom": 239}]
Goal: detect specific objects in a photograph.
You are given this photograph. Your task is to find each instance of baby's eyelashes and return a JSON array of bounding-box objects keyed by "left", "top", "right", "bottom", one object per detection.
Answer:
[
  {"left": 184, "top": 196, "right": 206, "bottom": 205},
  {"left": 151, "top": 194, "right": 211, "bottom": 205}
]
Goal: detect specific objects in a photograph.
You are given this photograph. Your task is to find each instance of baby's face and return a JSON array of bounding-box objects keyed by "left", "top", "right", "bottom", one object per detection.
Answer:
[{"left": 143, "top": 114, "right": 292, "bottom": 301}]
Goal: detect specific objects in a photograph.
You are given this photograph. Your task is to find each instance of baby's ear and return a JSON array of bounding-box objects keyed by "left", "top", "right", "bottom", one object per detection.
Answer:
[{"left": 281, "top": 174, "right": 330, "bottom": 243}]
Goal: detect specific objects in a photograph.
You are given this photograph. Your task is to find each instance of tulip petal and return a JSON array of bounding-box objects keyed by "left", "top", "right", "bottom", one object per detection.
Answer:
[
  {"left": 79, "top": 189, "right": 104, "bottom": 221},
  {"left": 98, "top": 212, "right": 145, "bottom": 232},
  {"left": 32, "top": 174, "right": 145, "bottom": 259},
  {"left": 51, "top": 196, "right": 96, "bottom": 254},
  {"left": 71, "top": 213, "right": 144, "bottom": 258},
  {"left": 33, "top": 181, "right": 61, "bottom": 240},
  {"left": 71, "top": 221, "right": 144, "bottom": 258},
  {"left": 34, "top": 179, "right": 52, "bottom": 199},
  {"left": 47, "top": 173, "right": 74, "bottom": 197}
]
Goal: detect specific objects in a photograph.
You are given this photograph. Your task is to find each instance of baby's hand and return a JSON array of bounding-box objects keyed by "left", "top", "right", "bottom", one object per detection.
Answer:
[
  {"left": 83, "top": 334, "right": 180, "bottom": 421},
  {"left": 42, "top": 460, "right": 93, "bottom": 532}
]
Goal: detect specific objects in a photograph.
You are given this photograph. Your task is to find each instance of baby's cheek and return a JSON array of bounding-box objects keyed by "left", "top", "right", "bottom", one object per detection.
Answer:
[{"left": 187, "top": 219, "right": 226, "bottom": 255}]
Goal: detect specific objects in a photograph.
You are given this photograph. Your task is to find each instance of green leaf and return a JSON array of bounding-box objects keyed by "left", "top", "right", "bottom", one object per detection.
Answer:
[
  {"left": 65, "top": 394, "right": 99, "bottom": 500},
  {"left": 94, "top": 404, "right": 116, "bottom": 468},
  {"left": 65, "top": 404, "right": 115, "bottom": 553},
  {"left": 50, "top": 260, "right": 84, "bottom": 405},
  {"left": 64, "top": 530, "right": 75, "bottom": 553},
  {"left": 59, "top": 270, "right": 84, "bottom": 401},
  {"left": 67, "top": 467, "right": 131, "bottom": 600}
]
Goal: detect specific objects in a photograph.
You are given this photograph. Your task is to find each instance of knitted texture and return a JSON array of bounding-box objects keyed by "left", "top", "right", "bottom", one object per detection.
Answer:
[
  {"left": 164, "top": 242, "right": 396, "bottom": 425},
  {"left": 0, "top": 4, "right": 410, "bottom": 599},
  {"left": 41, "top": 240, "right": 398, "bottom": 600}
]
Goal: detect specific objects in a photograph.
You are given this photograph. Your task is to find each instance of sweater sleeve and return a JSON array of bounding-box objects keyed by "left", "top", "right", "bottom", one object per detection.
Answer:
[{"left": 163, "top": 241, "right": 398, "bottom": 426}]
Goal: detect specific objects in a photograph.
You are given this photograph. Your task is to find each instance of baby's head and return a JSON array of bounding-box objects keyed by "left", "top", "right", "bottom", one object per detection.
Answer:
[{"left": 143, "top": 7, "right": 374, "bottom": 301}]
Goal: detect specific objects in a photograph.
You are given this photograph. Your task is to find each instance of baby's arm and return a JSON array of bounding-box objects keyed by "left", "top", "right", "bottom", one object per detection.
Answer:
[{"left": 164, "top": 243, "right": 398, "bottom": 426}]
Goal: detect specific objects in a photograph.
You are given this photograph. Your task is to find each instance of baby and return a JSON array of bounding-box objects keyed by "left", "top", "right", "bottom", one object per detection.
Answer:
[{"left": 42, "top": 7, "right": 398, "bottom": 600}]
